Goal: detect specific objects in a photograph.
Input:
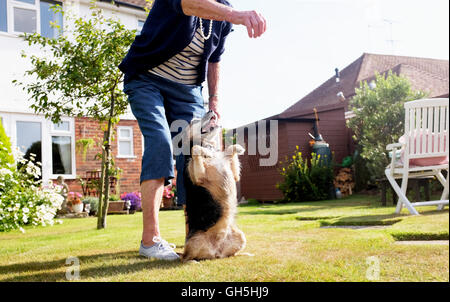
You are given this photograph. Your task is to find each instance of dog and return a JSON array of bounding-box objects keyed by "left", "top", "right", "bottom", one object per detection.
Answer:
[{"left": 180, "top": 111, "right": 247, "bottom": 261}]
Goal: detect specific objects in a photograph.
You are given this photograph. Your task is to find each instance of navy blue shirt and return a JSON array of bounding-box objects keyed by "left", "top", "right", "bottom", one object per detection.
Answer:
[{"left": 119, "top": 0, "right": 233, "bottom": 86}]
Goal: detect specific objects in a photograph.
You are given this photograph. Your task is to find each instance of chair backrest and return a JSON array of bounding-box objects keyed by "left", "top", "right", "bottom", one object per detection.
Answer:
[{"left": 404, "top": 98, "right": 449, "bottom": 160}]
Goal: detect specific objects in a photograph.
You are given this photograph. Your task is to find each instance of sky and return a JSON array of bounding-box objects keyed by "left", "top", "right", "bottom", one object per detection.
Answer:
[{"left": 206, "top": 0, "right": 450, "bottom": 129}]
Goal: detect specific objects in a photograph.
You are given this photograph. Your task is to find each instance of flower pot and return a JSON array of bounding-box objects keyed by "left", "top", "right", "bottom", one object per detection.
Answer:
[
  {"left": 107, "top": 201, "right": 126, "bottom": 214},
  {"left": 72, "top": 203, "right": 84, "bottom": 214}
]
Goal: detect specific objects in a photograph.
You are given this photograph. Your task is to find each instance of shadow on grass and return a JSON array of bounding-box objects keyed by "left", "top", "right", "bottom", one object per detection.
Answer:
[
  {"left": 242, "top": 206, "right": 329, "bottom": 216},
  {"left": 0, "top": 250, "right": 184, "bottom": 282}
]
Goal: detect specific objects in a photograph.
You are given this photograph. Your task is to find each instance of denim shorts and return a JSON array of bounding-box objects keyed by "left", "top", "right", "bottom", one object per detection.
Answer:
[{"left": 123, "top": 72, "right": 205, "bottom": 205}]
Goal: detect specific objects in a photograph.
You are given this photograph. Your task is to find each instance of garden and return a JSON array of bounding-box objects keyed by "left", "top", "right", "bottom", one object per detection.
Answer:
[{"left": 0, "top": 195, "right": 448, "bottom": 282}]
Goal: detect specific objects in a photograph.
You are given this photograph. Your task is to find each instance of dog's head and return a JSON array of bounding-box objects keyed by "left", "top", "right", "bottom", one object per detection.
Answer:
[{"left": 183, "top": 111, "right": 222, "bottom": 150}]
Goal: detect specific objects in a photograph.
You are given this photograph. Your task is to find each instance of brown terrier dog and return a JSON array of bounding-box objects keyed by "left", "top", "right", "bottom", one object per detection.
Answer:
[{"left": 180, "top": 112, "right": 247, "bottom": 261}]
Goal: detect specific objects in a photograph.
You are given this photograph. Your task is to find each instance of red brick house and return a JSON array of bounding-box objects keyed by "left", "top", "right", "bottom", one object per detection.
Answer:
[{"left": 235, "top": 53, "right": 449, "bottom": 201}]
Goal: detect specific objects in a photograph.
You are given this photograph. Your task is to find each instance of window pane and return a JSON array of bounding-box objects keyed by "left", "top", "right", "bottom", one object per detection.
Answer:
[
  {"left": 119, "top": 128, "right": 131, "bottom": 138},
  {"left": 0, "top": 0, "right": 7, "bottom": 32},
  {"left": 52, "top": 136, "right": 72, "bottom": 175},
  {"left": 16, "top": 121, "right": 42, "bottom": 165},
  {"left": 16, "top": 0, "right": 36, "bottom": 4},
  {"left": 137, "top": 19, "right": 145, "bottom": 35},
  {"left": 53, "top": 121, "right": 70, "bottom": 131},
  {"left": 40, "top": 0, "right": 63, "bottom": 38},
  {"left": 119, "top": 141, "right": 132, "bottom": 156},
  {"left": 14, "top": 7, "right": 37, "bottom": 33}
]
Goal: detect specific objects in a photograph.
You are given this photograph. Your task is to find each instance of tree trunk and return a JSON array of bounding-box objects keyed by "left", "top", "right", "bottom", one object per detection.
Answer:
[
  {"left": 96, "top": 131, "right": 107, "bottom": 229},
  {"left": 97, "top": 92, "right": 116, "bottom": 229}
]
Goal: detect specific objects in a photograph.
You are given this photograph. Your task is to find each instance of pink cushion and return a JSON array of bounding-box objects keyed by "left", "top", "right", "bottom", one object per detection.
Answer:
[{"left": 399, "top": 130, "right": 448, "bottom": 167}]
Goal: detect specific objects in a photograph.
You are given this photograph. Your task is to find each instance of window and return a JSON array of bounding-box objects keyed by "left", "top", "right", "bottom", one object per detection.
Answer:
[
  {"left": 51, "top": 121, "right": 72, "bottom": 175},
  {"left": 51, "top": 136, "right": 71, "bottom": 174},
  {"left": 13, "top": 6, "right": 36, "bottom": 33},
  {"left": 117, "top": 126, "right": 134, "bottom": 158},
  {"left": 136, "top": 19, "right": 144, "bottom": 35},
  {"left": 2, "top": 0, "right": 62, "bottom": 37},
  {"left": 52, "top": 120, "right": 69, "bottom": 131},
  {"left": 16, "top": 121, "right": 42, "bottom": 177},
  {"left": 0, "top": 0, "right": 7, "bottom": 32},
  {"left": 40, "top": 0, "right": 62, "bottom": 38},
  {"left": 0, "top": 113, "right": 75, "bottom": 179}
]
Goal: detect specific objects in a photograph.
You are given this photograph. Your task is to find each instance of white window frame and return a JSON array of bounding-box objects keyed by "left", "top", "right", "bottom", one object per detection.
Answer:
[
  {"left": 0, "top": 112, "right": 76, "bottom": 181},
  {"left": 49, "top": 117, "right": 76, "bottom": 179},
  {"left": 136, "top": 18, "right": 145, "bottom": 35},
  {"left": 117, "top": 126, "right": 135, "bottom": 158},
  {"left": 7, "top": 0, "right": 40, "bottom": 35}
]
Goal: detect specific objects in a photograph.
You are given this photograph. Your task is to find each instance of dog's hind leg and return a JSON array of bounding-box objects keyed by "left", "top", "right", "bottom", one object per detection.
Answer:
[
  {"left": 182, "top": 232, "right": 216, "bottom": 262},
  {"left": 220, "top": 225, "right": 247, "bottom": 258}
]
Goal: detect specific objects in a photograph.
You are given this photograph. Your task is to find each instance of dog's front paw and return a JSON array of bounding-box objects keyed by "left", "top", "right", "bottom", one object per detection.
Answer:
[
  {"left": 192, "top": 145, "right": 213, "bottom": 158},
  {"left": 226, "top": 144, "right": 246, "bottom": 156}
]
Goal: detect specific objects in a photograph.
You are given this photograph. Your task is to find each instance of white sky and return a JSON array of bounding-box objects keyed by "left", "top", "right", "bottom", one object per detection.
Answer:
[{"left": 206, "top": 0, "right": 450, "bottom": 129}]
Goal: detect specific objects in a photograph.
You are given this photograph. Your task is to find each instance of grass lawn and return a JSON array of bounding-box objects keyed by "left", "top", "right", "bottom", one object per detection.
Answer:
[{"left": 0, "top": 194, "right": 448, "bottom": 282}]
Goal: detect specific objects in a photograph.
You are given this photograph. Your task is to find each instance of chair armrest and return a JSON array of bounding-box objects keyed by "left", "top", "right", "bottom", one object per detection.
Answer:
[{"left": 386, "top": 142, "right": 404, "bottom": 151}]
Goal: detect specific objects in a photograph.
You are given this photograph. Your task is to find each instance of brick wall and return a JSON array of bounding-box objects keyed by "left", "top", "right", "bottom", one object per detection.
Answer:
[{"left": 66, "top": 117, "right": 143, "bottom": 195}]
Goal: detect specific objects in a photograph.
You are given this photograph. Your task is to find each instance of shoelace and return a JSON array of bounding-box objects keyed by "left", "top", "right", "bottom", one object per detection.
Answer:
[{"left": 153, "top": 236, "right": 176, "bottom": 252}]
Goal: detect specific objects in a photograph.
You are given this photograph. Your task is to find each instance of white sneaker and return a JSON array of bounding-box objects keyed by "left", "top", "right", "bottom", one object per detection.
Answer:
[{"left": 139, "top": 236, "right": 180, "bottom": 261}]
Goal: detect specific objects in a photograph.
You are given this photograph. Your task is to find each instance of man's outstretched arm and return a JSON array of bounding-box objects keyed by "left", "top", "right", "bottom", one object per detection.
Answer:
[
  {"left": 180, "top": 0, "right": 267, "bottom": 38},
  {"left": 207, "top": 62, "right": 220, "bottom": 118}
]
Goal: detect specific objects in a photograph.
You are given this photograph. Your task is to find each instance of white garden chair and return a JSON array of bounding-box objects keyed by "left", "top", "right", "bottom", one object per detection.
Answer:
[{"left": 385, "top": 98, "right": 449, "bottom": 215}]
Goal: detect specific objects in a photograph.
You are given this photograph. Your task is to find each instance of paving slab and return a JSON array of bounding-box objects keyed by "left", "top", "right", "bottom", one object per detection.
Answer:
[{"left": 394, "top": 240, "right": 449, "bottom": 245}]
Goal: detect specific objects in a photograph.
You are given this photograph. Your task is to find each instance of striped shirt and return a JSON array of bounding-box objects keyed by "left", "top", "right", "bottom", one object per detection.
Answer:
[{"left": 149, "top": 26, "right": 205, "bottom": 85}]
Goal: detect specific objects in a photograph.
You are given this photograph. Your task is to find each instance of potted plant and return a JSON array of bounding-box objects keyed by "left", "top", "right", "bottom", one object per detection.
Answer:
[
  {"left": 120, "top": 192, "right": 141, "bottom": 214},
  {"left": 162, "top": 185, "right": 175, "bottom": 209},
  {"left": 82, "top": 196, "right": 99, "bottom": 216},
  {"left": 68, "top": 192, "right": 84, "bottom": 213}
]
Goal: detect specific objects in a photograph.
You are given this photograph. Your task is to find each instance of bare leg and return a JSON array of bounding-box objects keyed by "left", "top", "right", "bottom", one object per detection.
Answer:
[{"left": 141, "top": 178, "right": 164, "bottom": 246}]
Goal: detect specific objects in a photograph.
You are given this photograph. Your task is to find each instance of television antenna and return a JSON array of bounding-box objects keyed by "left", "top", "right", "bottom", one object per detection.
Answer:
[{"left": 383, "top": 18, "right": 400, "bottom": 54}]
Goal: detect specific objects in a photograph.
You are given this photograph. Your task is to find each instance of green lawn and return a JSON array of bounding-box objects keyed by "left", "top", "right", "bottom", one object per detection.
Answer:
[{"left": 0, "top": 194, "right": 448, "bottom": 282}]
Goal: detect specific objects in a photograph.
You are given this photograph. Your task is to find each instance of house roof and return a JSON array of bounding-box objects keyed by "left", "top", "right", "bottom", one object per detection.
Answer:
[{"left": 279, "top": 53, "right": 449, "bottom": 119}]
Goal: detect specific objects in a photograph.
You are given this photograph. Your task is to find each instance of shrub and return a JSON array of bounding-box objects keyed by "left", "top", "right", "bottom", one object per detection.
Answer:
[
  {"left": 0, "top": 122, "right": 14, "bottom": 169},
  {"left": 277, "top": 147, "right": 334, "bottom": 202},
  {"left": 0, "top": 150, "right": 64, "bottom": 232},
  {"left": 82, "top": 196, "right": 99, "bottom": 214},
  {"left": 347, "top": 71, "right": 426, "bottom": 182}
]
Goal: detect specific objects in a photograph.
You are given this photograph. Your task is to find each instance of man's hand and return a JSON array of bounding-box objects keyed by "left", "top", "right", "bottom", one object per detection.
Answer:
[
  {"left": 228, "top": 10, "right": 267, "bottom": 38},
  {"left": 181, "top": 0, "right": 267, "bottom": 38},
  {"left": 208, "top": 95, "right": 220, "bottom": 120}
]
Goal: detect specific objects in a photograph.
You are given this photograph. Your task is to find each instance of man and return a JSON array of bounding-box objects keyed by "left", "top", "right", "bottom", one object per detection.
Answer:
[{"left": 119, "top": 0, "right": 266, "bottom": 261}]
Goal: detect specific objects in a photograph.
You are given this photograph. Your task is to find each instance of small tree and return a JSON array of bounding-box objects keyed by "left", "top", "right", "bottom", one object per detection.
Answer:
[
  {"left": 347, "top": 71, "right": 426, "bottom": 182},
  {"left": 13, "top": 1, "right": 136, "bottom": 229}
]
